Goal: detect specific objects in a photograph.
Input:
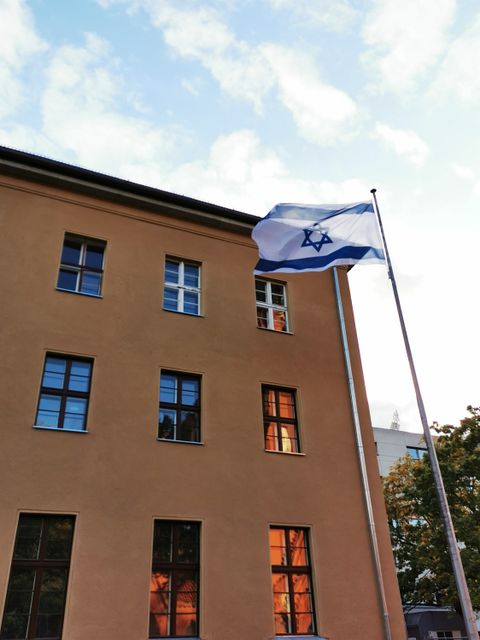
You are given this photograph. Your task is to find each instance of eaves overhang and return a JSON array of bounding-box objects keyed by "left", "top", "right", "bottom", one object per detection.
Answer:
[{"left": 0, "top": 145, "right": 260, "bottom": 236}]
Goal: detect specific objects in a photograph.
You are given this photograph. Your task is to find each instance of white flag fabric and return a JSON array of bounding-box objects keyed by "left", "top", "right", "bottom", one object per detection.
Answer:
[{"left": 252, "top": 201, "right": 385, "bottom": 274}]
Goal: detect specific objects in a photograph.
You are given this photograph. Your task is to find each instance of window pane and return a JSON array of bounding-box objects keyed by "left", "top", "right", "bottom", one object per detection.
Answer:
[
  {"left": 165, "top": 260, "right": 179, "bottom": 284},
  {"left": 43, "top": 358, "right": 66, "bottom": 389},
  {"left": 255, "top": 279, "right": 267, "bottom": 302},
  {"left": 37, "top": 395, "right": 61, "bottom": 428},
  {"left": 289, "top": 529, "right": 306, "bottom": 551},
  {"left": 57, "top": 269, "right": 78, "bottom": 291},
  {"left": 181, "top": 379, "right": 199, "bottom": 406},
  {"left": 183, "top": 264, "right": 199, "bottom": 289},
  {"left": 175, "top": 613, "right": 197, "bottom": 636},
  {"left": 63, "top": 397, "right": 87, "bottom": 430},
  {"left": 160, "top": 375, "right": 177, "bottom": 404},
  {"left": 275, "top": 613, "right": 292, "bottom": 634},
  {"left": 265, "top": 422, "right": 279, "bottom": 451},
  {"left": 14, "top": 518, "right": 43, "bottom": 560},
  {"left": 183, "top": 291, "right": 199, "bottom": 315},
  {"left": 45, "top": 520, "right": 74, "bottom": 560},
  {"left": 150, "top": 591, "right": 170, "bottom": 614},
  {"left": 4, "top": 582, "right": 34, "bottom": 614},
  {"left": 163, "top": 287, "right": 178, "bottom": 311},
  {"left": 153, "top": 524, "right": 172, "bottom": 562},
  {"left": 269, "top": 528, "right": 286, "bottom": 548},
  {"left": 279, "top": 424, "right": 298, "bottom": 453},
  {"left": 290, "top": 543, "right": 308, "bottom": 567},
  {"left": 68, "top": 361, "right": 91, "bottom": 392},
  {"left": 270, "top": 543, "right": 287, "bottom": 566},
  {"left": 263, "top": 389, "right": 277, "bottom": 417},
  {"left": 0, "top": 613, "right": 30, "bottom": 639},
  {"left": 295, "top": 612, "right": 315, "bottom": 634},
  {"left": 256, "top": 306, "right": 268, "bottom": 329},
  {"left": 149, "top": 614, "right": 169, "bottom": 637},
  {"left": 34, "top": 613, "right": 63, "bottom": 638},
  {"left": 273, "top": 309, "right": 287, "bottom": 332},
  {"left": 278, "top": 391, "right": 295, "bottom": 418},
  {"left": 84, "top": 244, "right": 104, "bottom": 269},
  {"left": 179, "top": 412, "right": 199, "bottom": 442},
  {"left": 176, "top": 524, "right": 199, "bottom": 564},
  {"left": 158, "top": 410, "right": 176, "bottom": 439},
  {"left": 150, "top": 572, "right": 172, "bottom": 592},
  {"left": 80, "top": 271, "right": 101, "bottom": 296},
  {"left": 271, "top": 284, "right": 285, "bottom": 306},
  {"left": 61, "top": 239, "right": 81, "bottom": 265},
  {"left": 173, "top": 571, "right": 198, "bottom": 592}
]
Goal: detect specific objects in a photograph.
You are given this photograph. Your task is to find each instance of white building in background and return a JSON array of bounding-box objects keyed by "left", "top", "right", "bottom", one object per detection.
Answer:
[{"left": 373, "top": 427, "right": 426, "bottom": 477}]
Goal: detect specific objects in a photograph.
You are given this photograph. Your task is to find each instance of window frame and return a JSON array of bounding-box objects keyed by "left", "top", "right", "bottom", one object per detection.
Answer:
[
  {"left": 255, "top": 278, "right": 289, "bottom": 332},
  {"left": 158, "top": 371, "right": 201, "bottom": 444},
  {"left": 262, "top": 386, "right": 301, "bottom": 453},
  {"left": 269, "top": 525, "right": 317, "bottom": 637},
  {"left": 163, "top": 258, "right": 202, "bottom": 316},
  {"left": 149, "top": 520, "right": 200, "bottom": 638},
  {"left": 56, "top": 233, "right": 106, "bottom": 297},
  {"left": 34, "top": 354, "right": 94, "bottom": 432},
  {"left": 0, "top": 513, "right": 75, "bottom": 640},
  {"left": 406, "top": 446, "right": 427, "bottom": 460}
]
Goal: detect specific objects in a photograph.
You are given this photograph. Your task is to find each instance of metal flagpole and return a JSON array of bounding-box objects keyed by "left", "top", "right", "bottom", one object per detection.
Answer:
[
  {"left": 332, "top": 266, "right": 392, "bottom": 640},
  {"left": 370, "top": 188, "right": 478, "bottom": 640}
]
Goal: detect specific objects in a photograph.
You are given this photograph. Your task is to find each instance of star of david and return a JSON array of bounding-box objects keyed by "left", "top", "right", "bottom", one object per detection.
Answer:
[{"left": 301, "top": 223, "right": 333, "bottom": 253}]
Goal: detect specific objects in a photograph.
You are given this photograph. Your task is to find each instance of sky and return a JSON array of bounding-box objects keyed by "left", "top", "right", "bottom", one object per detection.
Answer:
[{"left": 1, "top": 0, "right": 479, "bottom": 433}]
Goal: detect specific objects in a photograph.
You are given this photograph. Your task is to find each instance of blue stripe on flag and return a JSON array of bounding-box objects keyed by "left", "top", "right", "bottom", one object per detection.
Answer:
[{"left": 255, "top": 245, "right": 384, "bottom": 273}]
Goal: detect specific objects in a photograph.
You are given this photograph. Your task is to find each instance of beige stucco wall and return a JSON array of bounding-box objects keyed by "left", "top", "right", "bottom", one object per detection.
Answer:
[{"left": 0, "top": 172, "right": 406, "bottom": 640}]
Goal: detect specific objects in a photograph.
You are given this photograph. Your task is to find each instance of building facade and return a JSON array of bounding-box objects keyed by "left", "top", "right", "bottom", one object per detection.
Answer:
[
  {"left": 373, "top": 427, "right": 427, "bottom": 477},
  {"left": 0, "top": 146, "right": 406, "bottom": 639}
]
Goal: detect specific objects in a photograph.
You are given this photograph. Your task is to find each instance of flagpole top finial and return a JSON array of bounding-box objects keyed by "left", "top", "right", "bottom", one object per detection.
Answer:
[{"left": 370, "top": 188, "right": 377, "bottom": 194}]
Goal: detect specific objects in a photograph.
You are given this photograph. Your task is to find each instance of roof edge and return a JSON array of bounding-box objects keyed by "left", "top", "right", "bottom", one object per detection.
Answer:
[{"left": 0, "top": 145, "right": 260, "bottom": 235}]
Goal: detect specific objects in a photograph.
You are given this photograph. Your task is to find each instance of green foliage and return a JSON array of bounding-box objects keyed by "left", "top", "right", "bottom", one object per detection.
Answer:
[{"left": 384, "top": 406, "right": 480, "bottom": 612}]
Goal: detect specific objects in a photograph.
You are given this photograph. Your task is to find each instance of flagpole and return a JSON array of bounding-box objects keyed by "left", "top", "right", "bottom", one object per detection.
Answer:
[
  {"left": 370, "top": 189, "right": 478, "bottom": 640},
  {"left": 332, "top": 266, "right": 392, "bottom": 640}
]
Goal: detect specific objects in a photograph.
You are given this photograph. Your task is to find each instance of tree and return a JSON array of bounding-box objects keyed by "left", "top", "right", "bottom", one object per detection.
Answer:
[{"left": 384, "top": 406, "right": 480, "bottom": 612}]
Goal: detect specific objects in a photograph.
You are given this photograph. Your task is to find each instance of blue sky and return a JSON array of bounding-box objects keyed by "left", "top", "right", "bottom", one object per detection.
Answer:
[{"left": 2, "top": 0, "right": 480, "bottom": 431}]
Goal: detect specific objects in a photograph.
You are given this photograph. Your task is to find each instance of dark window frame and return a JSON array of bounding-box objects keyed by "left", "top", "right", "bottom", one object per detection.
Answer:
[
  {"left": 406, "top": 446, "right": 427, "bottom": 460},
  {"left": 35, "top": 354, "right": 93, "bottom": 431},
  {"left": 270, "top": 525, "right": 317, "bottom": 636},
  {"left": 0, "top": 514, "right": 75, "bottom": 640},
  {"left": 57, "top": 233, "right": 106, "bottom": 297},
  {"left": 158, "top": 371, "right": 201, "bottom": 443},
  {"left": 149, "top": 520, "right": 200, "bottom": 638},
  {"left": 262, "top": 386, "right": 300, "bottom": 453}
]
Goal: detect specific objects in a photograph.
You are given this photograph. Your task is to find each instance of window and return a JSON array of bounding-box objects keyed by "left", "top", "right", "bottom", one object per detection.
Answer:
[
  {"left": 163, "top": 259, "right": 201, "bottom": 315},
  {"left": 269, "top": 526, "right": 316, "bottom": 636},
  {"left": 262, "top": 386, "right": 300, "bottom": 453},
  {"left": 57, "top": 234, "right": 106, "bottom": 296},
  {"left": 149, "top": 521, "right": 200, "bottom": 638},
  {"left": 158, "top": 372, "right": 201, "bottom": 443},
  {"left": 406, "top": 446, "right": 427, "bottom": 460},
  {"left": 0, "top": 514, "right": 75, "bottom": 640},
  {"left": 255, "top": 278, "right": 289, "bottom": 332},
  {"left": 35, "top": 354, "right": 93, "bottom": 431}
]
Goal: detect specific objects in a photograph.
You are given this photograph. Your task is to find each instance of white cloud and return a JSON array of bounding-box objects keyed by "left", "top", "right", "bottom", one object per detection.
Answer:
[
  {"left": 362, "top": 0, "right": 456, "bottom": 94},
  {"left": 109, "top": 0, "right": 358, "bottom": 143},
  {"left": 374, "top": 123, "right": 429, "bottom": 166},
  {"left": 40, "top": 33, "right": 178, "bottom": 176},
  {"left": 262, "top": 44, "right": 358, "bottom": 144},
  {"left": 0, "top": 0, "right": 47, "bottom": 117},
  {"left": 268, "top": 0, "right": 358, "bottom": 32},
  {"left": 162, "top": 129, "right": 370, "bottom": 214},
  {"left": 450, "top": 162, "right": 480, "bottom": 195},
  {"left": 430, "top": 14, "right": 480, "bottom": 104}
]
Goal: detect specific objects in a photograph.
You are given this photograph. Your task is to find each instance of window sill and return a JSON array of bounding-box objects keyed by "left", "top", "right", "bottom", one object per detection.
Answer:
[
  {"left": 257, "top": 326, "right": 294, "bottom": 335},
  {"left": 157, "top": 438, "right": 204, "bottom": 446},
  {"left": 162, "top": 308, "right": 203, "bottom": 318},
  {"left": 56, "top": 287, "right": 102, "bottom": 299},
  {"left": 264, "top": 449, "right": 306, "bottom": 457},
  {"left": 33, "top": 425, "right": 88, "bottom": 434}
]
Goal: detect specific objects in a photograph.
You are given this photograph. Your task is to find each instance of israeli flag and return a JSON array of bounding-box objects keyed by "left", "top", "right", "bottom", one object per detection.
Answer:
[{"left": 252, "top": 201, "right": 385, "bottom": 274}]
